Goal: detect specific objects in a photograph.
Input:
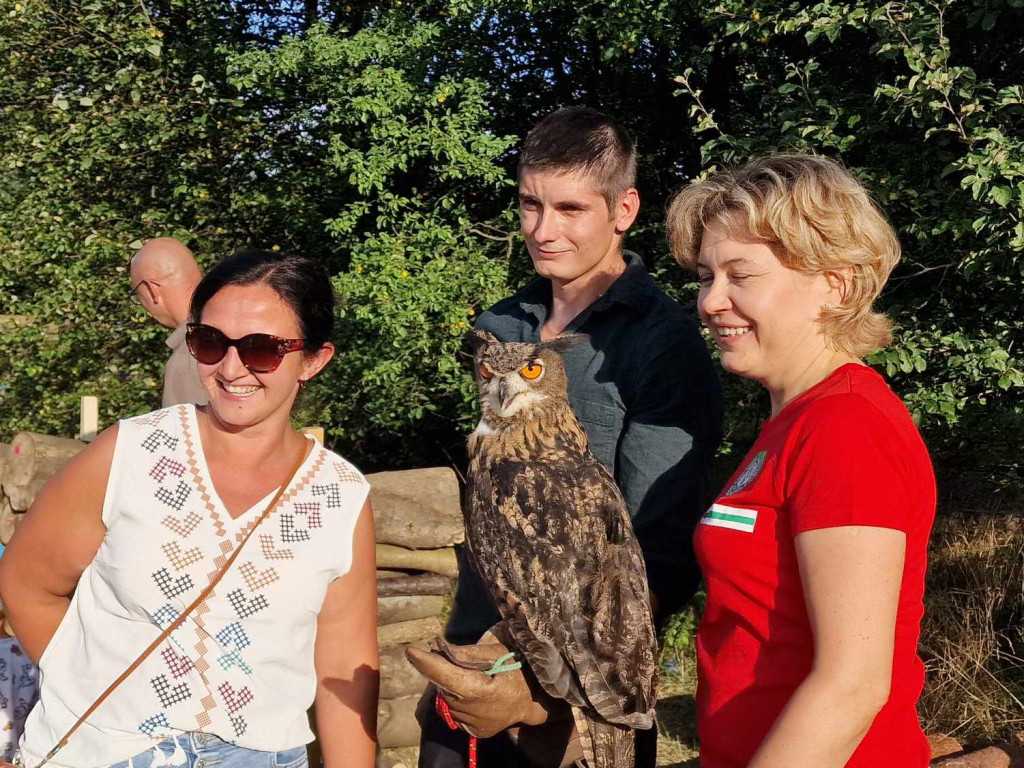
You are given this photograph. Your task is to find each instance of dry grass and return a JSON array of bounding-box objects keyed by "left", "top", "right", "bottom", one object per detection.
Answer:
[
  {"left": 655, "top": 668, "right": 700, "bottom": 767},
  {"left": 919, "top": 509, "right": 1024, "bottom": 746}
]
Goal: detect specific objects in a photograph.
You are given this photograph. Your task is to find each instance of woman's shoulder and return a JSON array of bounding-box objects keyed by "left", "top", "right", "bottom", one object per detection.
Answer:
[
  {"left": 120, "top": 403, "right": 192, "bottom": 432},
  {"left": 800, "top": 365, "right": 916, "bottom": 434},
  {"left": 313, "top": 443, "right": 370, "bottom": 490}
]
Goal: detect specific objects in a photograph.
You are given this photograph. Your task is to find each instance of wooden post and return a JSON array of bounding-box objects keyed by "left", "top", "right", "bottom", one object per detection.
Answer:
[{"left": 78, "top": 395, "right": 99, "bottom": 442}]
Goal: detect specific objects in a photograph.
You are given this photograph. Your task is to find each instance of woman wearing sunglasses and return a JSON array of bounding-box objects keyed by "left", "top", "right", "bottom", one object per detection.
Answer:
[
  {"left": 666, "top": 156, "right": 935, "bottom": 768},
  {"left": 0, "top": 250, "right": 378, "bottom": 768}
]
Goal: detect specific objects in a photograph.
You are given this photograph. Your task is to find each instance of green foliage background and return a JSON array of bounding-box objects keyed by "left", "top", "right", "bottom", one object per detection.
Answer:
[{"left": 1, "top": 0, "right": 1023, "bottom": 739}]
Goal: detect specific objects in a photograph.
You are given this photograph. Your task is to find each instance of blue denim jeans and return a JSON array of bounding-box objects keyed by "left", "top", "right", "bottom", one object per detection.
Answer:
[{"left": 106, "top": 732, "right": 308, "bottom": 768}]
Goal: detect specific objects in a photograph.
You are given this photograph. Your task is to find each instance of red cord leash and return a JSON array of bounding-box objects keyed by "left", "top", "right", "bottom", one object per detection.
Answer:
[
  {"left": 432, "top": 650, "right": 520, "bottom": 768},
  {"left": 435, "top": 692, "right": 478, "bottom": 768}
]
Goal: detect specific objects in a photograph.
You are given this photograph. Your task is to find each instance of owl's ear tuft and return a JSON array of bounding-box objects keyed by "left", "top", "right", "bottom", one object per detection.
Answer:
[
  {"left": 464, "top": 329, "right": 499, "bottom": 354},
  {"left": 542, "top": 333, "right": 586, "bottom": 355}
]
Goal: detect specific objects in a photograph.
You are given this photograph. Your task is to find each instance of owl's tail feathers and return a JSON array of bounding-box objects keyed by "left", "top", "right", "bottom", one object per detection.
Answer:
[{"left": 571, "top": 706, "right": 634, "bottom": 768}]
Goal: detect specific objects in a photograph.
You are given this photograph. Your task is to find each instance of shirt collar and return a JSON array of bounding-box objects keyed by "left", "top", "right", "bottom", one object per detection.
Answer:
[
  {"left": 517, "top": 250, "right": 655, "bottom": 321},
  {"left": 167, "top": 322, "right": 188, "bottom": 350}
]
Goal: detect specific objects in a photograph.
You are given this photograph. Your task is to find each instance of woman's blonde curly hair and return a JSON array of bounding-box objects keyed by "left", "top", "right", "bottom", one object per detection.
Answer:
[{"left": 666, "top": 154, "right": 901, "bottom": 358}]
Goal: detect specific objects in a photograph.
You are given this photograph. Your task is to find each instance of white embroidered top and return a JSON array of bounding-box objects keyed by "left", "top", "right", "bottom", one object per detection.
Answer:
[{"left": 20, "top": 405, "right": 369, "bottom": 767}]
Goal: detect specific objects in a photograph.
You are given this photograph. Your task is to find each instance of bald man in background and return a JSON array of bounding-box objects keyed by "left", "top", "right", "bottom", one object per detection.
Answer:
[{"left": 129, "top": 237, "right": 208, "bottom": 407}]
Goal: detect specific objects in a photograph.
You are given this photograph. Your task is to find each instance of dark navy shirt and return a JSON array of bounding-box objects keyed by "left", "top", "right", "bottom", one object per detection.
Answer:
[{"left": 447, "top": 251, "right": 724, "bottom": 643}]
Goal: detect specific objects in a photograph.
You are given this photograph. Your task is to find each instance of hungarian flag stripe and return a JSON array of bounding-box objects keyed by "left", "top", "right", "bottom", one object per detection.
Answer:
[{"left": 702, "top": 503, "right": 758, "bottom": 533}]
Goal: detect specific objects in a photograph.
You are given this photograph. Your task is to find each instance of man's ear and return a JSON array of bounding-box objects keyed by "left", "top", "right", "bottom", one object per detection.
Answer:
[
  {"left": 464, "top": 330, "right": 498, "bottom": 354},
  {"left": 613, "top": 188, "right": 641, "bottom": 234},
  {"left": 543, "top": 333, "right": 586, "bottom": 355}
]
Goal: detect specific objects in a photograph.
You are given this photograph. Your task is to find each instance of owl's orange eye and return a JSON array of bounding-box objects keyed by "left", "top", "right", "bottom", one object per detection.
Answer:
[
  {"left": 520, "top": 361, "right": 544, "bottom": 380},
  {"left": 478, "top": 364, "right": 494, "bottom": 380}
]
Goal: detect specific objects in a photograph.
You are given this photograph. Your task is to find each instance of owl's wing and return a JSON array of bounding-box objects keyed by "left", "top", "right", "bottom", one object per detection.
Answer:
[
  {"left": 480, "top": 459, "right": 589, "bottom": 707},
  {"left": 563, "top": 457, "right": 658, "bottom": 728},
  {"left": 480, "top": 458, "right": 658, "bottom": 729}
]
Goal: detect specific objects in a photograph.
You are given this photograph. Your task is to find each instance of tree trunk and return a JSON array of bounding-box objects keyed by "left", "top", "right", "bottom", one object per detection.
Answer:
[
  {"left": 367, "top": 467, "right": 464, "bottom": 549},
  {"left": 379, "top": 643, "right": 430, "bottom": 699},
  {"left": 377, "top": 572, "right": 452, "bottom": 597},
  {"left": 2, "top": 432, "right": 86, "bottom": 512},
  {"left": 0, "top": 443, "right": 9, "bottom": 488},
  {"left": 378, "top": 595, "right": 445, "bottom": 626},
  {"left": 375, "top": 544, "right": 458, "bottom": 578},
  {"left": 376, "top": 695, "right": 422, "bottom": 749},
  {"left": 378, "top": 616, "right": 443, "bottom": 649},
  {"left": 0, "top": 496, "right": 17, "bottom": 545}
]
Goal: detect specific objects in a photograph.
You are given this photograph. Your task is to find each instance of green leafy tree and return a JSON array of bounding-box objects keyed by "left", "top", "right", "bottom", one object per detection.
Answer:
[{"left": 671, "top": 0, "right": 1024, "bottom": 485}]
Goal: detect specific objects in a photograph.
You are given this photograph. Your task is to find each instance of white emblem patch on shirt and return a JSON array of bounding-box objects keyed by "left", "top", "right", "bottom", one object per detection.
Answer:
[{"left": 725, "top": 450, "right": 767, "bottom": 496}]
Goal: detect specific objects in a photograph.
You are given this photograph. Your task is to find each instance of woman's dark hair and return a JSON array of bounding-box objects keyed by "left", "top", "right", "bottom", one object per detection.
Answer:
[{"left": 189, "top": 250, "right": 335, "bottom": 351}]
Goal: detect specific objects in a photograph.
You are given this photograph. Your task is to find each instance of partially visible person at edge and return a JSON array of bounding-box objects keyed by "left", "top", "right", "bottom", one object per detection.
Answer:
[
  {"left": 0, "top": 250, "right": 378, "bottom": 768},
  {"left": 666, "top": 155, "right": 936, "bottom": 768},
  {"left": 416, "top": 107, "right": 723, "bottom": 768},
  {"left": 130, "top": 237, "right": 209, "bottom": 407}
]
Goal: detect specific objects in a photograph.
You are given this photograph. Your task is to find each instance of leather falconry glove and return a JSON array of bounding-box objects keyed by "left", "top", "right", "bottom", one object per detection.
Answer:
[{"left": 407, "top": 631, "right": 583, "bottom": 767}]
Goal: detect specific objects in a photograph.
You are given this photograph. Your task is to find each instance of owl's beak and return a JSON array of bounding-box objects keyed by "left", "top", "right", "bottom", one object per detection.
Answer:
[{"left": 498, "top": 379, "right": 511, "bottom": 409}]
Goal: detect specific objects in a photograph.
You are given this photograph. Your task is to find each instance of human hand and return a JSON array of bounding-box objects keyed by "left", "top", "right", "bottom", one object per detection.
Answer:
[{"left": 406, "top": 640, "right": 560, "bottom": 738}]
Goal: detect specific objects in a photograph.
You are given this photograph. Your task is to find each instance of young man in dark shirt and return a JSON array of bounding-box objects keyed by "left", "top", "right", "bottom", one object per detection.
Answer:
[{"left": 417, "top": 106, "right": 723, "bottom": 768}]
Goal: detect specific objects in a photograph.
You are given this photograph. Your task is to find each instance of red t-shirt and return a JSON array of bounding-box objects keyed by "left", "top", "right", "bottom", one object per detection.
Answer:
[{"left": 694, "top": 364, "right": 936, "bottom": 768}]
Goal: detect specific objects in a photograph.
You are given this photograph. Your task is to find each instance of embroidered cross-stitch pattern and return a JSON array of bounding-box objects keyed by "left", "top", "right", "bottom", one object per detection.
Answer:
[
  {"left": 151, "top": 604, "right": 181, "bottom": 629},
  {"left": 152, "top": 567, "right": 194, "bottom": 600},
  {"left": 161, "top": 647, "right": 195, "bottom": 678},
  {"left": 238, "top": 562, "right": 278, "bottom": 592},
  {"left": 215, "top": 622, "right": 252, "bottom": 651},
  {"left": 162, "top": 510, "right": 202, "bottom": 538},
  {"left": 214, "top": 622, "right": 254, "bottom": 675},
  {"left": 177, "top": 407, "right": 228, "bottom": 538},
  {"left": 150, "top": 456, "right": 187, "bottom": 483},
  {"left": 152, "top": 674, "right": 192, "bottom": 708},
  {"left": 279, "top": 514, "right": 311, "bottom": 543},
  {"left": 258, "top": 534, "right": 293, "bottom": 561},
  {"left": 134, "top": 410, "right": 169, "bottom": 428},
  {"left": 311, "top": 484, "right": 341, "bottom": 509},
  {"left": 227, "top": 588, "right": 269, "bottom": 620},
  {"left": 156, "top": 480, "right": 192, "bottom": 511},
  {"left": 163, "top": 541, "right": 203, "bottom": 571},
  {"left": 218, "top": 682, "right": 253, "bottom": 714},
  {"left": 142, "top": 429, "right": 180, "bottom": 454},
  {"left": 293, "top": 502, "right": 323, "bottom": 529},
  {"left": 217, "top": 650, "right": 253, "bottom": 676},
  {"left": 334, "top": 461, "right": 364, "bottom": 485},
  {"left": 196, "top": 693, "right": 216, "bottom": 729},
  {"left": 230, "top": 714, "right": 248, "bottom": 738},
  {"left": 139, "top": 712, "right": 171, "bottom": 737}
]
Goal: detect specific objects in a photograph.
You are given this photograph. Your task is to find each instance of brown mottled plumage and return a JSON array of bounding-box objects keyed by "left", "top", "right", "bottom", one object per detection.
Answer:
[{"left": 463, "top": 330, "right": 659, "bottom": 768}]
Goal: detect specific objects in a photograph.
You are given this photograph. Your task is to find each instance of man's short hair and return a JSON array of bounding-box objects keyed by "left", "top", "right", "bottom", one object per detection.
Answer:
[{"left": 518, "top": 107, "right": 637, "bottom": 210}]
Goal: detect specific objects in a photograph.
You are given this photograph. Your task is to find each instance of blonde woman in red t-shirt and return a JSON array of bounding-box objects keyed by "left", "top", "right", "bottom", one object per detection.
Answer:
[{"left": 666, "top": 155, "right": 935, "bottom": 768}]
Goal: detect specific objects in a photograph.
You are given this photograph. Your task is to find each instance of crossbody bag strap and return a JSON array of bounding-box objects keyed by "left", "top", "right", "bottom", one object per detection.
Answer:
[{"left": 32, "top": 438, "right": 311, "bottom": 768}]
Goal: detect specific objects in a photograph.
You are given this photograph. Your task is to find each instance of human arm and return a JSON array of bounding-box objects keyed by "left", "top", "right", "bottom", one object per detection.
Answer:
[
  {"left": 313, "top": 498, "right": 379, "bottom": 768},
  {"left": 407, "top": 635, "right": 583, "bottom": 767},
  {"left": 620, "top": 312, "right": 723, "bottom": 621},
  {"left": 747, "top": 525, "right": 904, "bottom": 768},
  {"left": 0, "top": 427, "right": 114, "bottom": 664}
]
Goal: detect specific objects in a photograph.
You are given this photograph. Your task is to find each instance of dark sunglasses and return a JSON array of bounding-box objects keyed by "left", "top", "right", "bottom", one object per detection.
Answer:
[{"left": 186, "top": 323, "right": 305, "bottom": 373}]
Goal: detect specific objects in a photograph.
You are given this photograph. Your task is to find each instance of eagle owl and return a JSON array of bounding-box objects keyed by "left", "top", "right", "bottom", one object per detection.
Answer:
[{"left": 462, "top": 330, "right": 659, "bottom": 767}]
